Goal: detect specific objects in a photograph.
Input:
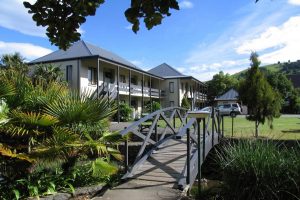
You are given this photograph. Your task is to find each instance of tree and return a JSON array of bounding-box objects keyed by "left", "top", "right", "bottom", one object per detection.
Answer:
[
  {"left": 0, "top": 67, "right": 122, "bottom": 181},
  {"left": 266, "top": 72, "right": 293, "bottom": 100},
  {"left": 32, "top": 64, "right": 63, "bottom": 83},
  {"left": 23, "top": 0, "right": 180, "bottom": 50},
  {"left": 181, "top": 96, "right": 191, "bottom": 110},
  {"left": 0, "top": 53, "right": 28, "bottom": 74},
  {"left": 239, "top": 52, "right": 281, "bottom": 137},
  {"left": 206, "top": 71, "right": 238, "bottom": 105}
]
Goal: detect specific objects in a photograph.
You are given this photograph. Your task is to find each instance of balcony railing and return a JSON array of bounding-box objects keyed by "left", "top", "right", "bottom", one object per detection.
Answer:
[{"left": 116, "top": 83, "right": 164, "bottom": 98}]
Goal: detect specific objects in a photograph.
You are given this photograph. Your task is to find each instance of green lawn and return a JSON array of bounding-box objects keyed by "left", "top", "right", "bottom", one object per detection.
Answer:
[
  {"left": 155, "top": 116, "right": 300, "bottom": 140},
  {"left": 223, "top": 116, "right": 300, "bottom": 140}
]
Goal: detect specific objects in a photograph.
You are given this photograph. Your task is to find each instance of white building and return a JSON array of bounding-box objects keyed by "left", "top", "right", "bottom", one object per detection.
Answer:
[{"left": 30, "top": 41, "right": 207, "bottom": 121}]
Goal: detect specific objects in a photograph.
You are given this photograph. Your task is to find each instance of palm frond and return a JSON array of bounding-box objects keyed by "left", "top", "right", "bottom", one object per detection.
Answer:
[
  {"left": 10, "top": 110, "right": 59, "bottom": 127},
  {"left": 91, "top": 158, "right": 118, "bottom": 177},
  {"left": 45, "top": 89, "right": 117, "bottom": 126},
  {"left": 0, "top": 80, "right": 16, "bottom": 98},
  {"left": 0, "top": 143, "right": 34, "bottom": 163},
  {"left": 100, "top": 131, "right": 123, "bottom": 144}
]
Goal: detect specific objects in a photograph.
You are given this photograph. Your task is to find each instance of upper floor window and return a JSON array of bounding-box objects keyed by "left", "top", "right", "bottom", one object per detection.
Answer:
[
  {"left": 169, "top": 82, "right": 174, "bottom": 93},
  {"left": 88, "top": 67, "right": 97, "bottom": 85},
  {"left": 66, "top": 65, "right": 72, "bottom": 84}
]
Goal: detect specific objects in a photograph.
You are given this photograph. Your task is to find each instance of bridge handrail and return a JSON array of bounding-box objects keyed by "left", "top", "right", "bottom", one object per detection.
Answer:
[{"left": 119, "top": 106, "right": 187, "bottom": 136}]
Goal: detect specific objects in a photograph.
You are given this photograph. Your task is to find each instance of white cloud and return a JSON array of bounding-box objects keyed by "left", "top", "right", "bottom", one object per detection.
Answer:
[
  {"left": 179, "top": 0, "right": 194, "bottom": 9},
  {"left": 125, "top": 25, "right": 132, "bottom": 30},
  {"left": 0, "top": 41, "right": 52, "bottom": 61},
  {"left": 288, "top": 0, "right": 300, "bottom": 6},
  {"left": 183, "top": 1, "right": 300, "bottom": 81},
  {"left": 0, "top": 0, "right": 86, "bottom": 38},
  {"left": 130, "top": 60, "right": 143, "bottom": 66},
  {"left": 0, "top": 0, "right": 46, "bottom": 37},
  {"left": 176, "top": 59, "right": 249, "bottom": 81},
  {"left": 237, "top": 16, "right": 300, "bottom": 63}
]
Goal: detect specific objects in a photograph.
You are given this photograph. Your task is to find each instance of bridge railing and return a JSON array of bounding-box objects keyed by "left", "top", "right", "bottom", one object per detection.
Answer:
[
  {"left": 180, "top": 107, "right": 224, "bottom": 194},
  {"left": 120, "top": 106, "right": 189, "bottom": 178}
]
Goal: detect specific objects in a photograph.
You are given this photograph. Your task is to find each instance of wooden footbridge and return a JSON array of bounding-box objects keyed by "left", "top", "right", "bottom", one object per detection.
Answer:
[{"left": 100, "top": 107, "right": 224, "bottom": 200}]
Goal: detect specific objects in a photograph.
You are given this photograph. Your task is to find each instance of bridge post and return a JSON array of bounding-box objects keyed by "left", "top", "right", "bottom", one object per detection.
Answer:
[
  {"left": 212, "top": 108, "right": 215, "bottom": 146},
  {"left": 186, "top": 128, "right": 190, "bottom": 196},
  {"left": 197, "top": 118, "right": 201, "bottom": 198},
  {"left": 217, "top": 110, "right": 220, "bottom": 142},
  {"left": 155, "top": 122, "right": 158, "bottom": 142},
  {"left": 173, "top": 112, "right": 176, "bottom": 128},
  {"left": 222, "top": 116, "right": 224, "bottom": 137},
  {"left": 124, "top": 127, "right": 129, "bottom": 172},
  {"left": 202, "top": 118, "right": 205, "bottom": 161}
]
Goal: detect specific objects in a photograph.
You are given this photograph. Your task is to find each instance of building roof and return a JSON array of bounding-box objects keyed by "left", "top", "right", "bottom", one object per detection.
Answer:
[
  {"left": 148, "top": 63, "right": 205, "bottom": 85},
  {"left": 29, "top": 40, "right": 139, "bottom": 69},
  {"left": 215, "top": 88, "right": 239, "bottom": 101},
  {"left": 148, "top": 63, "right": 188, "bottom": 78}
]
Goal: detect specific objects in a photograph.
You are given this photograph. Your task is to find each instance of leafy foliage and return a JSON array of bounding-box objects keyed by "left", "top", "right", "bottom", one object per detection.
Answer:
[
  {"left": 32, "top": 64, "right": 63, "bottom": 83},
  {"left": 0, "top": 53, "right": 28, "bottom": 74},
  {"left": 145, "top": 101, "right": 161, "bottom": 112},
  {"left": 0, "top": 61, "right": 123, "bottom": 199},
  {"left": 23, "top": 0, "right": 180, "bottom": 49},
  {"left": 206, "top": 71, "right": 238, "bottom": 105},
  {"left": 217, "top": 140, "right": 300, "bottom": 200},
  {"left": 239, "top": 52, "right": 281, "bottom": 137},
  {"left": 116, "top": 103, "right": 132, "bottom": 122},
  {"left": 181, "top": 96, "right": 191, "bottom": 110}
]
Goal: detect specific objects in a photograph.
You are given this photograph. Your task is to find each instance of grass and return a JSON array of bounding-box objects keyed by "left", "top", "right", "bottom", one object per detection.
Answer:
[
  {"left": 216, "top": 140, "right": 300, "bottom": 199},
  {"left": 140, "top": 115, "right": 300, "bottom": 140},
  {"left": 223, "top": 116, "right": 300, "bottom": 140}
]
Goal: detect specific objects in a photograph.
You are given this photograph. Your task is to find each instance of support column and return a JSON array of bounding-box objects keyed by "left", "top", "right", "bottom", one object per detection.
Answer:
[
  {"left": 158, "top": 79, "right": 161, "bottom": 105},
  {"left": 201, "top": 85, "right": 204, "bottom": 108},
  {"left": 142, "top": 74, "right": 144, "bottom": 114},
  {"left": 197, "top": 118, "right": 201, "bottom": 197},
  {"left": 129, "top": 70, "right": 131, "bottom": 107},
  {"left": 149, "top": 76, "right": 152, "bottom": 112},
  {"left": 117, "top": 66, "right": 120, "bottom": 123},
  {"left": 97, "top": 59, "right": 100, "bottom": 98}
]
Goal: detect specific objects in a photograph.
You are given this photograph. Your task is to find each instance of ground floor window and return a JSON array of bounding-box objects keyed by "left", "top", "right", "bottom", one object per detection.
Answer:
[
  {"left": 170, "top": 101, "right": 174, "bottom": 107},
  {"left": 66, "top": 65, "right": 72, "bottom": 84},
  {"left": 88, "top": 67, "right": 97, "bottom": 85}
]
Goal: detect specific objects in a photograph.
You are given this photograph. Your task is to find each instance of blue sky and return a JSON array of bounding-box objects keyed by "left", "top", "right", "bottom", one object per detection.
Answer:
[{"left": 1, "top": 0, "right": 300, "bottom": 81}]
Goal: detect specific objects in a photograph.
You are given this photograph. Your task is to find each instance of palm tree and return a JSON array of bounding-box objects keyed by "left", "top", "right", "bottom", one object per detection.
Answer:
[
  {"left": 0, "top": 68, "right": 122, "bottom": 176},
  {"left": 33, "top": 64, "right": 63, "bottom": 83},
  {"left": 0, "top": 53, "right": 28, "bottom": 74}
]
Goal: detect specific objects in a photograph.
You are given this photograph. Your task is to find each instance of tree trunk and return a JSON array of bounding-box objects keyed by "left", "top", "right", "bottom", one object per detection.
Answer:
[{"left": 255, "top": 120, "right": 259, "bottom": 138}]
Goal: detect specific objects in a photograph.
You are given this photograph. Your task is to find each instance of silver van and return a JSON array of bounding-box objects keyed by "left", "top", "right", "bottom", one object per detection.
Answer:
[{"left": 217, "top": 103, "right": 241, "bottom": 117}]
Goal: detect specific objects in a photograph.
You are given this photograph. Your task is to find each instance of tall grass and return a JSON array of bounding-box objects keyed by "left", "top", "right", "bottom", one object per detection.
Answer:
[{"left": 217, "top": 140, "right": 300, "bottom": 200}]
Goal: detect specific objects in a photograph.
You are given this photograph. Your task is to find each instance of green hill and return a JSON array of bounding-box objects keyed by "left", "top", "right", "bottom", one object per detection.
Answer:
[{"left": 232, "top": 60, "right": 300, "bottom": 79}]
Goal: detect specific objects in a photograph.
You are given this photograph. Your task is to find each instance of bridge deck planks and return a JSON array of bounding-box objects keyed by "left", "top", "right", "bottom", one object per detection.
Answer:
[{"left": 130, "top": 138, "right": 187, "bottom": 189}]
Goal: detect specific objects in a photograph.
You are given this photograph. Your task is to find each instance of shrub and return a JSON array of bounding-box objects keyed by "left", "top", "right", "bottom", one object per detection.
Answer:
[
  {"left": 118, "top": 103, "right": 132, "bottom": 122},
  {"left": 181, "top": 96, "right": 191, "bottom": 109},
  {"left": 145, "top": 101, "right": 161, "bottom": 113},
  {"left": 217, "top": 140, "right": 300, "bottom": 200}
]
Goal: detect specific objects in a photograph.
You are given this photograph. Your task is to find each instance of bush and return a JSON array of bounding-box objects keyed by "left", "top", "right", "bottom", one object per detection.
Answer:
[
  {"left": 145, "top": 101, "right": 161, "bottom": 113},
  {"left": 217, "top": 140, "right": 300, "bottom": 200},
  {"left": 181, "top": 96, "right": 191, "bottom": 109},
  {"left": 118, "top": 103, "right": 132, "bottom": 122},
  {"left": 0, "top": 160, "right": 111, "bottom": 199}
]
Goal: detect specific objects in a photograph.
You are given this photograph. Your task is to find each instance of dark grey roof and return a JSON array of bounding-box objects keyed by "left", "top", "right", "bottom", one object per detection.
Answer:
[
  {"left": 148, "top": 63, "right": 188, "bottom": 78},
  {"left": 215, "top": 88, "right": 239, "bottom": 101},
  {"left": 30, "top": 40, "right": 138, "bottom": 69}
]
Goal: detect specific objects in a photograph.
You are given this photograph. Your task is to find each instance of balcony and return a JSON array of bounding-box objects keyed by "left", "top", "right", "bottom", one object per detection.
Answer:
[{"left": 118, "top": 83, "right": 163, "bottom": 98}]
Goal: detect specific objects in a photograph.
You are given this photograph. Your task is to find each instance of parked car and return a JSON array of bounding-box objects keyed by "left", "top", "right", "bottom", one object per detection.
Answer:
[
  {"left": 200, "top": 106, "right": 212, "bottom": 113},
  {"left": 217, "top": 103, "right": 241, "bottom": 117}
]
